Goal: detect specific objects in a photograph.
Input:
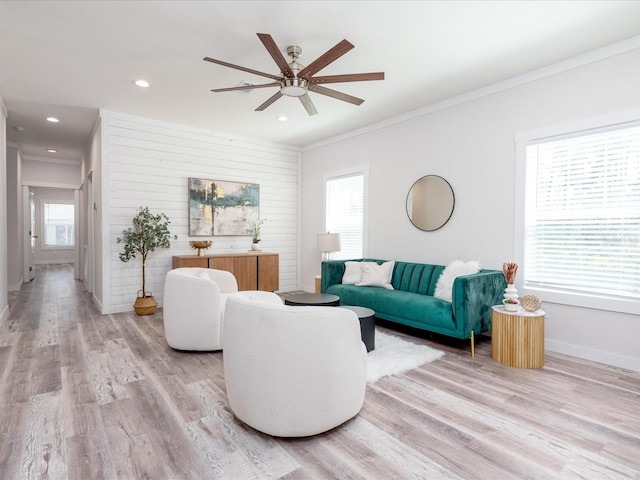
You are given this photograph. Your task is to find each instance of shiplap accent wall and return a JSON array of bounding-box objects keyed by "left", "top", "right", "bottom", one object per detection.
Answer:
[{"left": 102, "top": 111, "right": 300, "bottom": 314}]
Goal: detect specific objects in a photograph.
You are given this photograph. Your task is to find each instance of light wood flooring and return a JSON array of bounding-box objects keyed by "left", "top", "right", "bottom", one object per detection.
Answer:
[{"left": 1, "top": 264, "right": 639, "bottom": 479}]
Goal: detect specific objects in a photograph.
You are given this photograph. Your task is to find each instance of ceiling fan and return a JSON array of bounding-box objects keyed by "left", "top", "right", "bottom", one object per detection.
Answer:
[{"left": 203, "top": 33, "right": 384, "bottom": 116}]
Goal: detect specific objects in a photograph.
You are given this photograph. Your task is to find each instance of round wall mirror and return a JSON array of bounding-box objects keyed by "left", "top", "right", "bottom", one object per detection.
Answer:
[{"left": 406, "top": 175, "right": 455, "bottom": 231}]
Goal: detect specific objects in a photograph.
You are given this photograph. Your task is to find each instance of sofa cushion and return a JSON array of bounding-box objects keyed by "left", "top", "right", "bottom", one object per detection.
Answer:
[
  {"left": 342, "top": 261, "right": 363, "bottom": 284},
  {"left": 328, "top": 284, "right": 455, "bottom": 332},
  {"left": 392, "top": 262, "right": 444, "bottom": 295},
  {"left": 357, "top": 261, "right": 394, "bottom": 289}
]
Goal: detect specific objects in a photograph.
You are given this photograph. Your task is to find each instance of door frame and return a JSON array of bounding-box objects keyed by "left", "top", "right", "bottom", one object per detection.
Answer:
[
  {"left": 22, "top": 181, "right": 82, "bottom": 282},
  {"left": 22, "top": 186, "right": 35, "bottom": 282}
]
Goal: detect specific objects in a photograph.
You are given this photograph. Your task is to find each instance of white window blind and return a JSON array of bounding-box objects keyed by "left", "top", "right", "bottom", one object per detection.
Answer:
[
  {"left": 43, "top": 202, "right": 75, "bottom": 247},
  {"left": 524, "top": 122, "right": 640, "bottom": 301},
  {"left": 326, "top": 173, "right": 364, "bottom": 259}
]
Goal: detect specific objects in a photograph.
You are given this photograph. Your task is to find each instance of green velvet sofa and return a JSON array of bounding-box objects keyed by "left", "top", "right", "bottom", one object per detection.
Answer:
[{"left": 321, "top": 258, "right": 506, "bottom": 355}]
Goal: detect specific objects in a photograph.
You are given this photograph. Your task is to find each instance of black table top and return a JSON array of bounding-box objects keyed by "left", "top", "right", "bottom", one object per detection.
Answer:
[
  {"left": 284, "top": 293, "right": 340, "bottom": 306},
  {"left": 339, "top": 305, "right": 375, "bottom": 318}
]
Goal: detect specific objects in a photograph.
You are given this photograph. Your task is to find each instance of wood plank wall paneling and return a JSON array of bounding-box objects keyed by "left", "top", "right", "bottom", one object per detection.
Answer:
[{"left": 104, "top": 112, "right": 300, "bottom": 314}]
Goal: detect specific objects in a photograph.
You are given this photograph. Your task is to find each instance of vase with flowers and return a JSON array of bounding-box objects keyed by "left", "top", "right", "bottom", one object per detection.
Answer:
[
  {"left": 502, "top": 261, "right": 519, "bottom": 304},
  {"left": 251, "top": 219, "right": 265, "bottom": 251}
]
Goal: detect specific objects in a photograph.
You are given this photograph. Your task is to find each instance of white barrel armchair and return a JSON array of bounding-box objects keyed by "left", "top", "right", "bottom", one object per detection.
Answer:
[
  {"left": 223, "top": 292, "right": 367, "bottom": 437},
  {"left": 163, "top": 267, "right": 238, "bottom": 351}
]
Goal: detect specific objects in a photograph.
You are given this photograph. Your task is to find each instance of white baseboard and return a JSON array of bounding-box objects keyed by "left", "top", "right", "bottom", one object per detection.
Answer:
[
  {"left": 8, "top": 279, "right": 24, "bottom": 292},
  {"left": 93, "top": 293, "right": 104, "bottom": 315},
  {"left": 0, "top": 304, "right": 9, "bottom": 323},
  {"left": 546, "top": 338, "right": 640, "bottom": 373}
]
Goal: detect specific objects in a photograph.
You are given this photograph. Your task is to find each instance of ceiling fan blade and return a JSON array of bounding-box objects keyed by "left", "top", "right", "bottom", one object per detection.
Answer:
[
  {"left": 203, "top": 56, "right": 281, "bottom": 81},
  {"left": 309, "top": 84, "right": 364, "bottom": 106},
  {"left": 310, "top": 72, "right": 385, "bottom": 85},
  {"left": 298, "top": 39, "right": 354, "bottom": 79},
  {"left": 255, "top": 91, "right": 283, "bottom": 111},
  {"left": 211, "top": 82, "right": 280, "bottom": 93},
  {"left": 257, "top": 33, "right": 293, "bottom": 78},
  {"left": 299, "top": 94, "right": 318, "bottom": 116}
]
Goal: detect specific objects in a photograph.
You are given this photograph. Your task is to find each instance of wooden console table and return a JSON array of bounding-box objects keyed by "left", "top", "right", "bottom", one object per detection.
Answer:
[
  {"left": 491, "top": 305, "right": 545, "bottom": 369},
  {"left": 172, "top": 252, "right": 279, "bottom": 291}
]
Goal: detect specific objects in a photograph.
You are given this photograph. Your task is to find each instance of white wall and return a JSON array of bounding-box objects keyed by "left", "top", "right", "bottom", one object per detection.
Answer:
[
  {"left": 301, "top": 47, "right": 640, "bottom": 372},
  {"left": 101, "top": 111, "right": 300, "bottom": 314},
  {"left": 6, "top": 146, "right": 22, "bottom": 290},
  {"left": 22, "top": 158, "right": 81, "bottom": 187},
  {"left": 79, "top": 116, "right": 103, "bottom": 311},
  {"left": 0, "top": 95, "right": 8, "bottom": 322}
]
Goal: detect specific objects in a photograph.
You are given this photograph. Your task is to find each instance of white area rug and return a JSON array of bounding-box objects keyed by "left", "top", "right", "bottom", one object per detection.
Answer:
[{"left": 366, "top": 331, "right": 444, "bottom": 383}]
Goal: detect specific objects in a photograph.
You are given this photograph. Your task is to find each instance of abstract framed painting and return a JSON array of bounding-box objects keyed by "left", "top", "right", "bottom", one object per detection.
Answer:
[{"left": 188, "top": 178, "right": 260, "bottom": 236}]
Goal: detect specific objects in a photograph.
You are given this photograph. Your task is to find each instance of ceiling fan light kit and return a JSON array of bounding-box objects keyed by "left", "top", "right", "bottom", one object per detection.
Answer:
[
  {"left": 204, "top": 33, "right": 384, "bottom": 116},
  {"left": 281, "top": 77, "right": 308, "bottom": 97}
]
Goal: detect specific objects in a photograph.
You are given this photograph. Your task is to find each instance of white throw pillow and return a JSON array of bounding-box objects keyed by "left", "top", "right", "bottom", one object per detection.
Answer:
[
  {"left": 433, "top": 260, "right": 480, "bottom": 302},
  {"left": 342, "top": 261, "right": 363, "bottom": 284},
  {"left": 357, "top": 261, "right": 395, "bottom": 290}
]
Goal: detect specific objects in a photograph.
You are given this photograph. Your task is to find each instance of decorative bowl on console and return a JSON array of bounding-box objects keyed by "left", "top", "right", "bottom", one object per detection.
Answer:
[{"left": 189, "top": 240, "right": 212, "bottom": 256}]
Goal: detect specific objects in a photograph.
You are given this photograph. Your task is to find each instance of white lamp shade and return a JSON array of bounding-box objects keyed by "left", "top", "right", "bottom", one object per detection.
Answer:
[{"left": 316, "top": 233, "right": 341, "bottom": 253}]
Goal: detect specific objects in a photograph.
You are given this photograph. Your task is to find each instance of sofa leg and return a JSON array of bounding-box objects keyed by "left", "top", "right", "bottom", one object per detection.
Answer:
[{"left": 470, "top": 330, "right": 475, "bottom": 357}]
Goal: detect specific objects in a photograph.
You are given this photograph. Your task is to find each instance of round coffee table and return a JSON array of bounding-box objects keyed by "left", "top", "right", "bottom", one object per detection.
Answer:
[
  {"left": 284, "top": 293, "right": 340, "bottom": 307},
  {"left": 340, "top": 306, "right": 376, "bottom": 352}
]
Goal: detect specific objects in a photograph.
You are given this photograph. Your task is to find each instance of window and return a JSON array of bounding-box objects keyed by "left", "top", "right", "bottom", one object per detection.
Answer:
[
  {"left": 516, "top": 116, "right": 640, "bottom": 314},
  {"left": 43, "top": 202, "right": 75, "bottom": 248},
  {"left": 325, "top": 168, "right": 367, "bottom": 260}
]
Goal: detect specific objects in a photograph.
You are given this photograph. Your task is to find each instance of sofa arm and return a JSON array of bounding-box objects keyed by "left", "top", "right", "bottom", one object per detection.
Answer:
[
  {"left": 320, "top": 260, "right": 349, "bottom": 293},
  {"left": 451, "top": 270, "right": 506, "bottom": 336}
]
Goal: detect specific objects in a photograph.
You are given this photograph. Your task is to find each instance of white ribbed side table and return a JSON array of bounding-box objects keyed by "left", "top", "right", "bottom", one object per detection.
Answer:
[{"left": 491, "top": 305, "right": 545, "bottom": 369}]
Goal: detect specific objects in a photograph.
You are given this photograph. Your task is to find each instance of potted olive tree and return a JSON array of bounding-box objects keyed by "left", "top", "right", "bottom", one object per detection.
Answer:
[{"left": 117, "top": 206, "right": 176, "bottom": 315}]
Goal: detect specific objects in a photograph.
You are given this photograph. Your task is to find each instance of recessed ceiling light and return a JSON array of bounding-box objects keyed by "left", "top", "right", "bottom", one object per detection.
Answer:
[
  {"left": 13, "top": 126, "right": 26, "bottom": 132},
  {"left": 133, "top": 79, "right": 150, "bottom": 88},
  {"left": 277, "top": 115, "right": 288, "bottom": 122},
  {"left": 46, "top": 117, "right": 59, "bottom": 123},
  {"left": 47, "top": 149, "right": 57, "bottom": 153}
]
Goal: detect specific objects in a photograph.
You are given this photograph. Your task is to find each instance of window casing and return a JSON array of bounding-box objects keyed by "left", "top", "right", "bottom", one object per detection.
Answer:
[
  {"left": 515, "top": 113, "right": 640, "bottom": 315},
  {"left": 324, "top": 167, "right": 368, "bottom": 260},
  {"left": 42, "top": 201, "right": 75, "bottom": 249}
]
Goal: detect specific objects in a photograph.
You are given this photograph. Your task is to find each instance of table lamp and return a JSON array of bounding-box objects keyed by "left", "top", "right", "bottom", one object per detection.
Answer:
[{"left": 316, "top": 233, "right": 341, "bottom": 261}]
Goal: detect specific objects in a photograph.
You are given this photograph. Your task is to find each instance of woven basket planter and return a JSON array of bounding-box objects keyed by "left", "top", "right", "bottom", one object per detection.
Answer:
[{"left": 134, "top": 290, "right": 157, "bottom": 315}]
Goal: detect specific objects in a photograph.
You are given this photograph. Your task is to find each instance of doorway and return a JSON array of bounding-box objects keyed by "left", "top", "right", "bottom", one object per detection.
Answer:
[{"left": 22, "top": 186, "right": 80, "bottom": 283}]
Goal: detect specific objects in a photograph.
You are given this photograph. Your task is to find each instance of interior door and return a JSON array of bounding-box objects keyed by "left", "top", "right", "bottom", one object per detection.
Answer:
[{"left": 23, "top": 187, "right": 36, "bottom": 282}]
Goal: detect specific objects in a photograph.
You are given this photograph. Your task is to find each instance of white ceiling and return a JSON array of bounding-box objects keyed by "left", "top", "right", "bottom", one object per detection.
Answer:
[{"left": 2, "top": 1, "right": 640, "bottom": 161}]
